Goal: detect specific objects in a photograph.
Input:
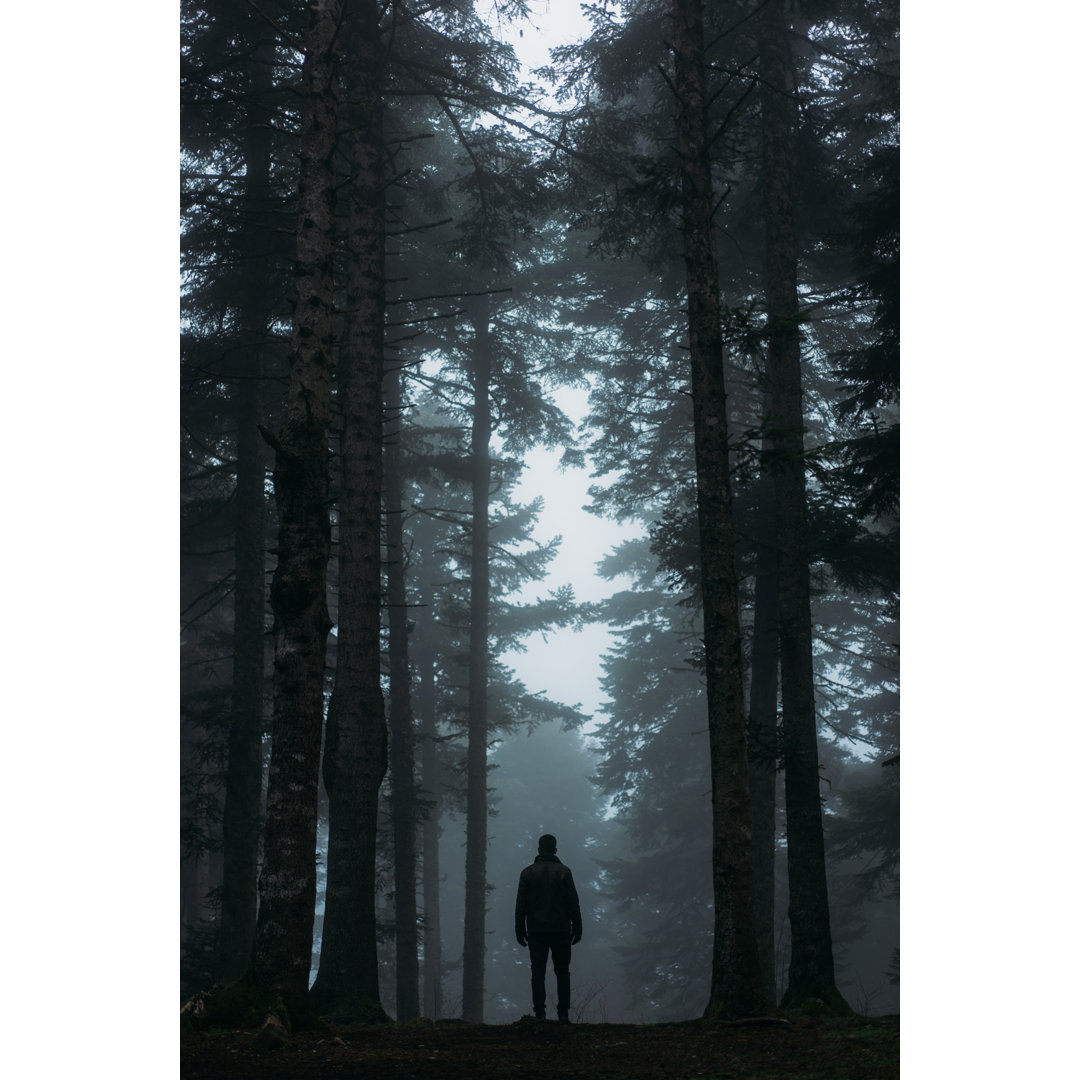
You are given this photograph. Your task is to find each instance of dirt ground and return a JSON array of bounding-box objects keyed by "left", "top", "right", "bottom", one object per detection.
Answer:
[{"left": 180, "top": 1014, "right": 899, "bottom": 1079}]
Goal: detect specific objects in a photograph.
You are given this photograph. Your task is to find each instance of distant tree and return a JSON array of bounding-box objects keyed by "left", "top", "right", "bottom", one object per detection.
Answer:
[
  {"left": 384, "top": 358, "right": 421, "bottom": 1020},
  {"left": 590, "top": 539, "right": 715, "bottom": 1020},
  {"left": 462, "top": 293, "right": 494, "bottom": 1023}
]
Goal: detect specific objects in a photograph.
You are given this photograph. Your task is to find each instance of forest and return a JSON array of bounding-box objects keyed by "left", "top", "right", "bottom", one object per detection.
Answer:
[{"left": 179, "top": 0, "right": 899, "bottom": 1059}]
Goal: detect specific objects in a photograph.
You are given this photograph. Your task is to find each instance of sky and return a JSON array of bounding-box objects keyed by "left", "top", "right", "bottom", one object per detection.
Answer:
[
  {"left": 497, "top": 385, "right": 643, "bottom": 723},
  {"left": 485, "top": 0, "right": 594, "bottom": 72}
]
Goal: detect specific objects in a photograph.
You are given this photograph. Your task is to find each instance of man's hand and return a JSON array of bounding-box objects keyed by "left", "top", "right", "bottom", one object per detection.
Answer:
[
  {"left": 517, "top": 933, "right": 528, "bottom": 947},
  {"left": 571, "top": 931, "right": 582, "bottom": 945}
]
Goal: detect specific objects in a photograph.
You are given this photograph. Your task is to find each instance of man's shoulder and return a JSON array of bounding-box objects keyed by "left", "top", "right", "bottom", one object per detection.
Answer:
[{"left": 521, "top": 859, "right": 565, "bottom": 874}]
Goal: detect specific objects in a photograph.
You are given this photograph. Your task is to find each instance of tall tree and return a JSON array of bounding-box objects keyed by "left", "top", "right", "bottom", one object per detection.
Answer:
[
  {"left": 385, "top": 357, "right": 421, "bottom": 1020},
  {"left": 755, "top": 0, "right": 848, "bottom": 1013},
  {"left": 745, "top": 475, "right": 780, "bottom": 1001},
  {"left": 671, "top": 0, "right": 767, "bottom": 1020},
  {"left": 413, "top": 514, "right": 445, "bottom": 1019},
  {"left": 214, "top": 22, "right": 276, "bottom": 989},
  {"left": 309, "top": 0, "right": 390, "bottom": 1022},
  {"left": 461, "top": 297, "right": 493, "bottom": 1023},
  {"left": 180, "top": 0, "right": 297, "bottom": 986},
  {"left": 251, "top": 0, "right": 342, "bottom": 1025}
]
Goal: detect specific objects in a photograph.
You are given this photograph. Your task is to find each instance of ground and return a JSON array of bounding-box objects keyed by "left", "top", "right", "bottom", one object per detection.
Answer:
[{"left": 180, "top": 1014, "right": 899, "bottom": 1079}]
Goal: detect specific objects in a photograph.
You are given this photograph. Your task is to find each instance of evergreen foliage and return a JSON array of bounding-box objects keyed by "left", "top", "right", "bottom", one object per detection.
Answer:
[{"left": 181, "top": 0, "right": 898, "bottom": 1023}]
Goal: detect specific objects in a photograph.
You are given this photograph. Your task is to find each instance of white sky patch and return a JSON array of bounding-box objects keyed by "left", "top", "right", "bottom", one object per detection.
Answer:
[
  {"left": 485, "top": 0, "right": 594, "bottom": 86},
  {"left": 499, "top": 385, "right": 643, "bottom": 724}
]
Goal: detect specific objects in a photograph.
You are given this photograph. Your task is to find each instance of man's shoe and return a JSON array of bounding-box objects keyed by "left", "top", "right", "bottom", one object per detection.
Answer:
[{"left": 557, "top": 1014, "right": 570, "bottom": 1023}]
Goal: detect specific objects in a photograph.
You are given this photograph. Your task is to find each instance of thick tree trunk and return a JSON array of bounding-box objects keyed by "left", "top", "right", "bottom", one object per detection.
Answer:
[
  {"left": 216, "top": 32, "right": 273, "bottom": 987},
  {"left": 672, "top": 0, "right": 767, "bottom": 1021},
  {"left": 385, "top": 360, "right": 421, "bottom": 1020},
  {"left": 746, "top": 476, "right": 779, "bottom": 1002},
  {"left": 308, "top": 0, "right": 389, "bottom": 1023},
  {"left": 251, "top": 0, "right": 341, "bottom": 1025},
  {"left": 462, "top": 301, "right": 492, "bottom": 1023},
  {"left": 756, "top": 0, "right": 849, "bottom": 1014}
]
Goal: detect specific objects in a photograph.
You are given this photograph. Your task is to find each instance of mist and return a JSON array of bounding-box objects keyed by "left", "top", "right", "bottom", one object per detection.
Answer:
[{"left": 181, "top": 0, "right": 899, "bottom": 1048}]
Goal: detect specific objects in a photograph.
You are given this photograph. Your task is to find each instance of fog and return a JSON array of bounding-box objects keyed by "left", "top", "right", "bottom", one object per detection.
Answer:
[{"left": 181, "top": 0, "right": 900, "bottom": 1031}]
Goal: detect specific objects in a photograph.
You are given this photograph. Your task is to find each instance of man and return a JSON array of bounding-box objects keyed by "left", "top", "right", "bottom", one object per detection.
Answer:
[{"left": 514, "top": 834, "right": 583, "bottom": 1022}]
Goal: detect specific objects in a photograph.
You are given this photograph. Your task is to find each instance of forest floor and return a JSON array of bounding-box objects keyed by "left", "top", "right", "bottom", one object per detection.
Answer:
[{"left": 180, "top": 1013, "right": 899, "bottom": 1079}]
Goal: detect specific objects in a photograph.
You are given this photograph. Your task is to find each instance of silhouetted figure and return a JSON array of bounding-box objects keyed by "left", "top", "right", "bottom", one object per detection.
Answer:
[{"left": 515, "top": 834, "right": 583, "bottom": 1022}]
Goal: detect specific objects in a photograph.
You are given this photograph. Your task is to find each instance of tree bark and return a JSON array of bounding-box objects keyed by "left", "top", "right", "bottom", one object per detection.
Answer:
[
  {"left": 308, "top": 0, "right": 389, "bottom": 1023},
  {"left": 462, "top": 300, "right": 492, "bottom": 1023},
  {"left": 385, "top": 359, "right": 421, "bottom": 1020},
  {"left": 672, "top": 0, "right": 767, "bottom": 1021},
  {"left": 251, "top": 0, "right": 341, "bottom": 1025},
  {"left": 216, "top": 29, "right": 273, "bottom": 987},
  {"left": 747, "top": 475, "right": 779, "bottom": 1002},
  {"left": 755, "top": 0, "right": 849, "bottom": 1013},
  {"left": 416, "top": 541, "right": 444, "bottom": 1020}
]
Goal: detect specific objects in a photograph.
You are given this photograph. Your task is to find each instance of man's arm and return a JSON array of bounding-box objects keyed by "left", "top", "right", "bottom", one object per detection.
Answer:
[
  {"left": 515, "top": 869, "right": 529, "bottom": 946},
  {"left": 566, "top": 869, "right": 582, "bottom": 944}
]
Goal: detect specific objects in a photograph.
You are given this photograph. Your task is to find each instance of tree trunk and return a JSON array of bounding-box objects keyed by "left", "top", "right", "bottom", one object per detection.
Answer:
[
  {"left": 756, "top": 0, "right": 849, "bottom": 1014},
  {"left": 672, "top": 0, "right": 767, "bottom": 1021},
  {"left": 462, "top": 300, "right": 492, "bottom": 1023},
  {"left": 216, "top": 31, "right": 273, "bottom": 987},
  {"left": 308, "top": 0, "right": 389, "bottom": 1023},
  {"left": 251, "top": 0, "right": 341, "bottom": 1026},
  {"left": 747, "top": 475, "right": 779, "bottom": 1002},
  {"left": 385, "top": 360, "right": 420, "bottom": 1020},
  {"left": 416, "top": 550, "right": 443, "bottom": 1019}
]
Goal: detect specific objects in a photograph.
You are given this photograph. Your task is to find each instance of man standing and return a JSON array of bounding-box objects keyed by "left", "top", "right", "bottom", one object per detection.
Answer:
[{"left": 515, "top": 834, "right": 583, "bottom": 1022}]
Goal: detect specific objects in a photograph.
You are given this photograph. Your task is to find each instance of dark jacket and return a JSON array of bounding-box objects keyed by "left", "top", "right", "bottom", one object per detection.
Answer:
[{"left": 515, "top": 854, "right": 582, "bottom": 939}]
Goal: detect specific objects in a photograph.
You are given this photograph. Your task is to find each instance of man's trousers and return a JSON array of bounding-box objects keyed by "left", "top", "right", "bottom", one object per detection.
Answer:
[{"left": 527, "top": 931, "right": 572, "bottom": 1018}]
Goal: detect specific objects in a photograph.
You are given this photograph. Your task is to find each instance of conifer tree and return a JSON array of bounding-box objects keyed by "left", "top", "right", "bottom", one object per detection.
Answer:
[
  {"left": 755, "top": 0, "right": 849, "bottom": 1013},
  {"left": 308, "top": 0, "right": 390, "bottom": 1022},
  {"left": 251, "top": 0, "right": 342, "bottom": 1024},
  {"left": 672, "top": 0, "right": 766, "bottom": 1020}
]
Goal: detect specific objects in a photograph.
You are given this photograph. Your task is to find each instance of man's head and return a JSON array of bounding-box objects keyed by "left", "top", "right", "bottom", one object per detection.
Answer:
[{"left": 538, "top": 834, "right": 557, "bottom": 854}]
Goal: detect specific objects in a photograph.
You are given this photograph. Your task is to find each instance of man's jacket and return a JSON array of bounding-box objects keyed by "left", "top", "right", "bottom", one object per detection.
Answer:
[{"left": 515, "top": 853, "right": 582, "bottom": 938}]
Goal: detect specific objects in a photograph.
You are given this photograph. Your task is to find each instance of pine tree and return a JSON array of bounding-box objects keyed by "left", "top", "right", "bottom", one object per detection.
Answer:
[
  {"left": 308, "top": 0, "right": 390, "bottom": 1022},
  {"left": 753, "top": 0, "right": 849, "bottom": 1014},
  {"left": 251, "top": 0, "right": 342, "bottom": 1024},
  {"left": 180, "top": 0, "right": 296, "bottom": 987},
  {"left": 672, "top": 0, "right": 766, "bottom": 1020}
]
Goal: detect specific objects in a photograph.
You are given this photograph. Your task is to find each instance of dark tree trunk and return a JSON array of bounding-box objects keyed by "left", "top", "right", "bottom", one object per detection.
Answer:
[
  {"left": 308, "top": 0, "right": 389, "bottom": 1023},
  {"left": 756, "top": 0, "right": 849, "bottom": 1014},
  {"left": 672, "top": 0, "right": 767, "bottom": 1021},
  {"left": 385, "top": 360, "right": 420, "bottom": 1020},
  {"left": 216, "top": 31, "right": 273, "bottom": 987},
  {"left": 462, "top": 301, "right": 492, "bottom": 1023},
  {"left": 413, "top": 524, "right": 444, "bottom": 1019},
  {"left": 747, "top": 475, "right": 779, "bottom": 1002},
  {"left": 416, "top": 555, "right": 443, "bottom": 1019},
  {"left": 251, "top": 0, "right": 341, "bottom": 1025}
]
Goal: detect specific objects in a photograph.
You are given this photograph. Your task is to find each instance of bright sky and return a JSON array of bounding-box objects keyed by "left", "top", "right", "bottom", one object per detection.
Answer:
[
  {"left": 499, "top": 386, "right": 643, "bottom": 723},
  {"left": 485, "top": 0, "right": 594, "bottom": 74}
]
